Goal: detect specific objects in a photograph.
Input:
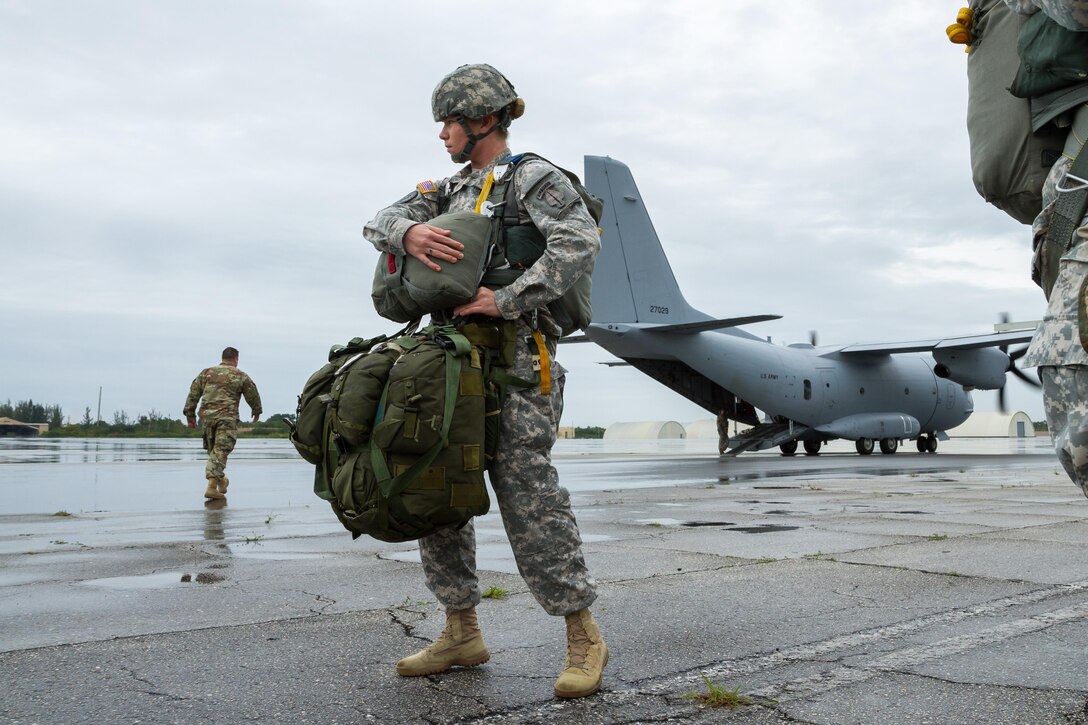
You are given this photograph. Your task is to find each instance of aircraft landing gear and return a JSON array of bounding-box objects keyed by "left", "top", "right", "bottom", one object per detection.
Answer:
[
  {"left": 780, "top": 441, "right": 798, "bottom": 456},
  {"left": 916, "top": 434, "right": 938, "bottom": 454},
  {"left": 803, "top": 440, "right": 822, "bottom": 455},
  {"left": 879, "top": 437, "right": 899, "bottom": 454},
  {"left": 856, "top": 438, "right": 874, "bottom": 455}
]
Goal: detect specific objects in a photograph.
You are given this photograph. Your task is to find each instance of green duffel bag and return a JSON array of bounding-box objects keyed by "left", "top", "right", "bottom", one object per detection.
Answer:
[
  {"left": 313, "top": 324, "right": 491, "bottom": 542},
  {"left": 372, "top": 211, "right": 496, "bottom": 323}
]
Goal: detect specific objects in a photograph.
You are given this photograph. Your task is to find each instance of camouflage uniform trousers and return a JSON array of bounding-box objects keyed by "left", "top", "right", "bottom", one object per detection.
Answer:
[
  {"left": 202, "top": 418, "right": 238, "bottom": 480},
  {"left": 418, "top": 326, "right": 597, "bottom": 616},
  {"left": 1040, "top": 367, "right": 1088, "bottom": 498}
]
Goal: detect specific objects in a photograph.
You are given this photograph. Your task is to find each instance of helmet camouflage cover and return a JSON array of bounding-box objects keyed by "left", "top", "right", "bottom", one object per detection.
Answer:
[{"left": 431, "top": 63, "right": 518, "bottom": 122}]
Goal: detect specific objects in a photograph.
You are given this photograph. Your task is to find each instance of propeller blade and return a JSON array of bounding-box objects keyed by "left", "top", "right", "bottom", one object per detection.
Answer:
[
  {"left": 1011, "top": 366, "right": 1042, "bottom": 388},
  {"left": 808, "top": 330, "right": 817, "bottom": 346},
  {"left": 997, "top": 384, "right": 1007, "bottom": 413}
]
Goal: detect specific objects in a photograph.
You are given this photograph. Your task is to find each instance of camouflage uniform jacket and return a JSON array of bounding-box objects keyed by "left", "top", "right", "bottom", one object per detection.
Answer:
[
  {"left": 362, "top": 149, "right": 600, "bottom": 337},
  {"left": 183, "top": 365, "right": 263, "bottom": 422},
  {"left": 1007, "top": 0, "right": 1088, "bottom": 367}
]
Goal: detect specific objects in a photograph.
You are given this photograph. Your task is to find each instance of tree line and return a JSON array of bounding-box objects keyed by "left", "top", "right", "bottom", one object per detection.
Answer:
[{"left": 2, "top": 399, "right": 293, "bottom": 438}]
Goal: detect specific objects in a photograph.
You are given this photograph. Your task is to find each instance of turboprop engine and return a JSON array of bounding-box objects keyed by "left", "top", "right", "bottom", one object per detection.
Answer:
[{"left": 932, "top": 347, "right": 1010, "bottom": 390}]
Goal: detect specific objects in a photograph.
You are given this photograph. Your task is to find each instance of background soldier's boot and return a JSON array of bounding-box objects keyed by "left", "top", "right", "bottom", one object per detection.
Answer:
[
  {"left": 217, "top": 476, "right": 230, "bottom": 495},
  {"left": 554, "top": 608, "right": 608, "bottom": 699},
  {"left": 204, "top": 478, "right": 224, "bottom": 500},
  {"left": 395, "top": 607, "right": 489, "bottom": 677}
]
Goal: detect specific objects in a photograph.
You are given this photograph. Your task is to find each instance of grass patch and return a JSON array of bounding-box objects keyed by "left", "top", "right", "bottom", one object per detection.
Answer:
[
  {"left": 265, "top": 513, "right": 277, "bottom": 525},
  {"left": 482, "top": 586, "right": 508, "bottom": 600},
  {"left": 242, "top": 534, "right": 264, "bottom": 544},
  {"left": 52, "top": 510, "right": 72, "bottom": 517},
  {"left": 928, "top": 533, "right": 949, "bottom": 541},
  {"left": 684, "top": 673, "right": 755, "bottom": 709}
]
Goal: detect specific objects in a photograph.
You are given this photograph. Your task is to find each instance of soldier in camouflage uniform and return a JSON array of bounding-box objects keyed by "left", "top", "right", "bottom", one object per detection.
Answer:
[
  {"left": 1007, "top": 0, "right": 1088, "bottom": 498},
  {"left": 363, "top": 64, "right": 607, "bottom": 699},
  {"left": 183, "top": 346, "right": 262, "bottom": 500}
]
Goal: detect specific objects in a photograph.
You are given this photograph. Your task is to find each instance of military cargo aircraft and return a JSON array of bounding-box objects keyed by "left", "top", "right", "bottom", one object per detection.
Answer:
[{"left": 574, "top": 156, "right": 1038, "bottom": 456}]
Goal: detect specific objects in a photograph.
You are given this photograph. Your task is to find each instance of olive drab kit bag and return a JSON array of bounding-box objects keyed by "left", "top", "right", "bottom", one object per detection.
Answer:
[
  {"left": 953, "top": 1, "right": 1066, "bottom": 226},
  {"left": 289, "top": 320, "right": 530, "bottom": 542},
  {"left": 370, "top": 153, "right": 603, "bottom": 336}
]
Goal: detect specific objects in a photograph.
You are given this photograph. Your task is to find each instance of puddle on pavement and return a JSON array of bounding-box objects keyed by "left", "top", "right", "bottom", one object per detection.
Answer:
[
  {"left": 681, "top": 521, "right": 735, "bottom": 527},
  {"left": 78, "top": 571, "right": 188, "bottom": 590},
  {"left": 228, "top": 547, "right": 324, "bottom": 560},
  {"left": 725, "top": 524, "right": 801, "bottom": 534},
  {"left": 637, "top": 518, "right": 684, "bottom": 526}
]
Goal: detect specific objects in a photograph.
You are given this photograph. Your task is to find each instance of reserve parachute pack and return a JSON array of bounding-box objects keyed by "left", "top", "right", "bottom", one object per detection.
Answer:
[
  {"left": 288, "top": 320, "right": 528, "bottom": 542},
  {"left": 954, "top": 1, "right": 1066, "bottom": 225},
  {"left": 371, "top": 153, "right": 603, "bottom": 336}
]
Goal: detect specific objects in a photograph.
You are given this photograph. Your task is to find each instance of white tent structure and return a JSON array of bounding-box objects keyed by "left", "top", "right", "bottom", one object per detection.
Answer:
[
  {"left": 603, "top": 421, "right": 686, "bottom": 439},
  {"left": 947, "top": 411, "right": 1035, "bottom": 438}
]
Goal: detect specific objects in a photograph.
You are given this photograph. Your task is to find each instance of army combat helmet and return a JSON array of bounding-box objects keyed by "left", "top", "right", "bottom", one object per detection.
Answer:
[{"left": 432, "top": 63, "right": 525, "bottom": 163}]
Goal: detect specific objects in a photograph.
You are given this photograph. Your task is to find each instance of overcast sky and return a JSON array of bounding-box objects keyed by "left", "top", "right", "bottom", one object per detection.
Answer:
[{"left": 1, "top": 1, "right": 1047, "bottom": 428}]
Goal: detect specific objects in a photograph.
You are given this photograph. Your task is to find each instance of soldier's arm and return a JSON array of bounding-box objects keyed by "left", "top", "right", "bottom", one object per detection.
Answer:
[
  {"left": 242, "top": 376, "right": 263, "bottom": 422},
  {"left": 363, "top": 184, "right": 448, "bottom": 255},
  {"left": 492, "top": 162, "right": 600, "bottom": 320},
  {"left": 1031, "top": 0, "right": 1088, "bottom": 29},
  {"left": 183, "top": 373, "right": 204, "bottom": 421}
]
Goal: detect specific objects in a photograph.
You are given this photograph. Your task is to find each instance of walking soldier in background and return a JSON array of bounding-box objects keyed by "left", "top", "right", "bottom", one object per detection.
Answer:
[{"left": 183, "top": 346, "right": 262, "bottom": 500}]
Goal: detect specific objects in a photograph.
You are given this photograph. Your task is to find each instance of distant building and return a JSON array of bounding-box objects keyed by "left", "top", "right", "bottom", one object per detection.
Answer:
[
  {"left": 604, "top": 421, "right": 686, "bottom": 439},
  {"left": 947, "top": 411, "right": 1035, "bottom": 438},
  {"left": 0, "top": 417, "right": 49, "bottom": 437},
  {"left": 557, "top": 426, "right": 576, "bottom": 439}
]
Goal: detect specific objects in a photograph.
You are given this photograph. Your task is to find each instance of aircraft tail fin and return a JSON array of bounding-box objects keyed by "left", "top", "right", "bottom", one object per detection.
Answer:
[{"left": 584, "top": 156, "right": 708, "bottom": 325}]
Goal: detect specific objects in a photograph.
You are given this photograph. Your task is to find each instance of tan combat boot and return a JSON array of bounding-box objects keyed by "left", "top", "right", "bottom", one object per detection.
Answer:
[
  {"left": 395, "top": 608, "right": 490, "bottom": 677},
  {"left": 217, "top": 476, "right": 230, "bottom": 495},
  {"left": 554, "top": 608, "right": 608, "bottom": 698},
  {"left": 204, "top": 478, "right": 224, "bottom": 500}
]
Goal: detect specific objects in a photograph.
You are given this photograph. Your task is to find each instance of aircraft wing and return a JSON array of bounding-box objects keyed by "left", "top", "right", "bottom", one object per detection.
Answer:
[{"left": 836, "top": 330, "right": 1035, "bottom": 355}]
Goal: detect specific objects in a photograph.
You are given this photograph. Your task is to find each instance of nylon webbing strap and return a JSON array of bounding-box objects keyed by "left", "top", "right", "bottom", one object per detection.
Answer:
[
  {"left": 1047, "top": 138, "right": 1088, "bottom": 266},
  {"left": 531, "top": 330, "right": 551, "bottom": 395}
]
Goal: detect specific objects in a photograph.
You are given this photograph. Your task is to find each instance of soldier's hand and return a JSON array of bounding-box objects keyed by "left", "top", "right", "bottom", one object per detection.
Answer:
[
  {"left": 403, "top": 223, "right": 464, "bottom": 272},
  {"left": 252, "top": 414, "right": 260, "bottom": 423},
  {"left": 186, "top": 418, "right": 196, "bottom": 429},
  {"left": 453, "top": 287, "right": 501, "bottom": 318}
]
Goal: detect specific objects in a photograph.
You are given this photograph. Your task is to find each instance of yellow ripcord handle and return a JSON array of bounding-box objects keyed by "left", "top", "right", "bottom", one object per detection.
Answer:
[
  {"left": 532, "top": 330, "right": 551, "bottom": 395},
  {"left": 947, "top": 7, "right": 974, "bottom": 53},
  {"left": 474, "top": 171, "right": 496, "bottom": 213}
]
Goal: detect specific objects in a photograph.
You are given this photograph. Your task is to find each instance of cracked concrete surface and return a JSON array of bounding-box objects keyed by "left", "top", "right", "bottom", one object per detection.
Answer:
[{"left": 2, "top": 441, "right": 1088, "bottom": 723}]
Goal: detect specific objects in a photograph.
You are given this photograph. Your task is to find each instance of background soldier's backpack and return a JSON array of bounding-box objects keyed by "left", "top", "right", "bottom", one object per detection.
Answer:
[
  {"left": 288, "top": 323, "right": 493, "bottom": 542},
  {"left": 958, "top": 0, "right": 1066, "bottom": 224}
]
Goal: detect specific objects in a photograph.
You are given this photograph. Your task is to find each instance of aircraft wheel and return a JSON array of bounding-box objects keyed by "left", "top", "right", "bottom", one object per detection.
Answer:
[
  {"left": 779, "top": 441, "right": 798, "bottom": 456},
  {"left": 926, "top": 436, "right": 938, "bottom": 453},
  {"left": 856, "top": 438, "right": 874, "bottom": 455},
  {"left": 879, "top": 438, "right": 899, "bottom": 454},
  {"left": 916, "top": 437, "right": 927, "bottom": 453},
  {"left": 803, "top": 440, "right": 821, "bottom": 455}
]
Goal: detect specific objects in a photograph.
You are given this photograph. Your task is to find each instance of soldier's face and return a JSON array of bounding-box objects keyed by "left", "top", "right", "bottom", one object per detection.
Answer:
[{"left": 439, "top": 117, "right": 468, "bottom": 158}]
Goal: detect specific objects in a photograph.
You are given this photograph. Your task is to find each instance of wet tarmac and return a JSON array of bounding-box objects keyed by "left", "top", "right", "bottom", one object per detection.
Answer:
[{"left": 2, "top": 436, "right": 1086, "bottom": 723}]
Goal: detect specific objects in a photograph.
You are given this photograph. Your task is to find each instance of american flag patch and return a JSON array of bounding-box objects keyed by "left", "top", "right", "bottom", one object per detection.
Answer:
[{"left": 417, "top": 180, "right": 437, "bottom": 194}]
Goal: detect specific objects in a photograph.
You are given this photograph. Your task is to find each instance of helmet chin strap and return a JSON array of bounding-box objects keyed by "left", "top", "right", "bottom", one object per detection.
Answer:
[{"left": 450, "top": 115, "right": 500, "bottom": 163}]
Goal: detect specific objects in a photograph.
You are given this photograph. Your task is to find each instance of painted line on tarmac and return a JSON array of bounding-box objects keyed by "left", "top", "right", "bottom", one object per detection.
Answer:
[
  {"left": 747, "top": 598, "right": 1088, "bottom": 702},
  {"left": 618, "top": 579, "right": 1088, "bottom": 698}
]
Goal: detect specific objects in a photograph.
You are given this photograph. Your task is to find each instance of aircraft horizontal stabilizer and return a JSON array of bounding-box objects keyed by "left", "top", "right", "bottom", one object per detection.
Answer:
[
  {"left": 837, "top": 329, "right": 1035, "bottom": 355},
  {"left": 642, "top": 315, "right": 782, "bottom": 335}
]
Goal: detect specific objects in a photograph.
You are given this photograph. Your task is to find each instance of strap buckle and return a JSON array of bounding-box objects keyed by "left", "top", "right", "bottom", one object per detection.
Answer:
[{"left": 1056, "top": 172, "right": 1088, "bottom": 193}]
